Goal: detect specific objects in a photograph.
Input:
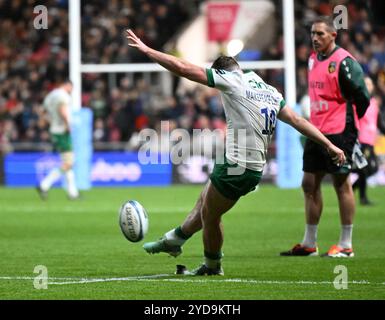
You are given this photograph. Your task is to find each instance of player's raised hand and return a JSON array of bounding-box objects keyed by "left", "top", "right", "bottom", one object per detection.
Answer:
[
  {"left": 126, "top": 29, "right": 149, "bottom": 53},
  {"left": 327, "top": 145, "right": 346, "bottom": 167}
]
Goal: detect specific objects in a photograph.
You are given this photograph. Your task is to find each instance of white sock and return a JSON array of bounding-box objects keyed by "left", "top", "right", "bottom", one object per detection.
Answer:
[
  {"left": 301, "top": 224, "right": 318, "bottom": 248},
  {"left": 338, "top": 225, "right": 353, "bottom": 249},
  {"left": 64, "top": 169, "right": 79, "bottom": 198},
  {"left": 40, "top": 168, "right": 62, "bottom": 192},
  {"left": 164, "top": 229, "right": 187, "bottom": 246}
]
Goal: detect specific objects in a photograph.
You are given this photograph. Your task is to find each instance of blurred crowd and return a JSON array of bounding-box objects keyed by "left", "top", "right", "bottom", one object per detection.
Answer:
[
  {"left": 83, "top": 73, "right": 226, "bottom": 147},
  {"left": 0, "top": 0, "right": 206, "bottom": 151},
  {"left": 1, "top": 0, "right": 385, "bottom": 152},
  {"left": 81, "top": 0, "right": 198, "bottom": 64},
  {"left": 293, "top": 0, "right": 385, "bottom": 110},
  {"left": 0, "top": 0, "right": 69, "bottom": 151}
]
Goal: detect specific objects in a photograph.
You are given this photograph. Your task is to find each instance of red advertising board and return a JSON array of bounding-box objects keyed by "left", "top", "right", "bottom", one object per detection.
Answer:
[{"left": 207, "top": 2, "right": 240, "bottom": 41}]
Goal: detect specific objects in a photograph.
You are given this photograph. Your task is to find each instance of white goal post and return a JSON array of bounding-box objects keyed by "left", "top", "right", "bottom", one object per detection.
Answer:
[{"left": 69, "top": 0, "right": 296, "bottom": 111}]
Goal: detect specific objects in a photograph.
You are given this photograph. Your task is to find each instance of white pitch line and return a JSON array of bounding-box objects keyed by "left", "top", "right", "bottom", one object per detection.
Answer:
[
  {"left": 0, "top": 276, "right": 77, "bottom": 280},
  {"left": 0, "top": 274, "right": 170, "bottom": 284},
  {"left": 1, "top": 275, "right": 384, "bottom": 286},
  {"left": 49, "top": 274, "right": 171, "bottom": 285}
]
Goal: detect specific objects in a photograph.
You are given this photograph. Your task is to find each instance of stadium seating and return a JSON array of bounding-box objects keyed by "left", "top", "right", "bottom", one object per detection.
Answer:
[{"left": 0, "top": 0, "right": 384, "bottom": 153}]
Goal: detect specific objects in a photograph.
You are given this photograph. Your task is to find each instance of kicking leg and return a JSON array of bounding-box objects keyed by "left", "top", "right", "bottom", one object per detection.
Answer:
[
  {"left": 143, "top": 181, "right": 210, "bottom": 257},
  {"left": 180, "top": 181, "right": 210, "bottom": 235}
]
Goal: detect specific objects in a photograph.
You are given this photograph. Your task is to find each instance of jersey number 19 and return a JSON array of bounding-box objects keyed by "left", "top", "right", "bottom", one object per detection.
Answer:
[{"left": 261, "top": 107, "right": 276, "bottom": 135}]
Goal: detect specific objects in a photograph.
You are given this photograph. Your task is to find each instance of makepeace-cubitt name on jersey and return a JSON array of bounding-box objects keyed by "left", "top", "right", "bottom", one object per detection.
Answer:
[{"left": 245, "top": 90, "right": 281, "bottom": 105}]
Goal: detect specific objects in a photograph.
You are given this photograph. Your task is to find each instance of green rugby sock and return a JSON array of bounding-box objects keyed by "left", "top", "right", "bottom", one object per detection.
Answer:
[
  {"left": 174, "top": 226, "right": 191, "bottom": 240},
  {"left": 204, "top": 251, "right": 223, "bottom": 269}
]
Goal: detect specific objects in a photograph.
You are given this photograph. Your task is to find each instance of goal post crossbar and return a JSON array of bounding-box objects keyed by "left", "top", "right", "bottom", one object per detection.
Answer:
[
  {"left": 80, "top": 60, "right": 286, "bottom": 73},
  {"left": 70, "top": 0, "right": 295, "bottom": 106}
]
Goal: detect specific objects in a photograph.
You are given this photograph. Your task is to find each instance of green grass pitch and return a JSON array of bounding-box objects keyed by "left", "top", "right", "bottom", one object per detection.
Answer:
[{"left": 0, "top": 185, "right": 384, "bottom": 300}]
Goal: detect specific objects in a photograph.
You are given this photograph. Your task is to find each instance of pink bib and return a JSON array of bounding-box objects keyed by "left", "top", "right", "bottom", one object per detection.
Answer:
[
  {"left": 358, "top": 97, "right": 379, "bottom": 145},
  {"left": 308, "top": 47, "right": 360, "bottom": 134}
]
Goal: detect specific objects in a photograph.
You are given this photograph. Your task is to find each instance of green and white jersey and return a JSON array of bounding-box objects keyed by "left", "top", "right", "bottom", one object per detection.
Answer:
[
  {"left": 206, "top": 69, "right": 286, "bottom": 171},
  {"left": 43, "top": 88, "right": 71, "bottom": 134}
]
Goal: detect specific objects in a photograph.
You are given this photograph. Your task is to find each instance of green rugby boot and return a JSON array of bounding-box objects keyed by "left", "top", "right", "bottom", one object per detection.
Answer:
[
  {"left": 143, "top": 237, "right": 182, "bottom": 257},
  {"left": 191, "top": 264, "right": 224, "bottom": 276}
]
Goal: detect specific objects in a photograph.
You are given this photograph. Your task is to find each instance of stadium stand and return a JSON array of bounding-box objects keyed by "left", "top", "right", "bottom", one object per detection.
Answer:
[{"left": 0, "top": 0, "right": 384, "bottom": 154}]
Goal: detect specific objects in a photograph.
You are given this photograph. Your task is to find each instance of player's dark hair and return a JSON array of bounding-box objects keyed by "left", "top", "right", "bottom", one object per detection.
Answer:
[
  {"left": 62, "top": 78, "right": 73, "bottom": 85},
  {"left": 312, "top": 16, "right": 337, "bottom": 33},
  {"left": 211, "top": 56, "right": 240, "bottom": 71}
]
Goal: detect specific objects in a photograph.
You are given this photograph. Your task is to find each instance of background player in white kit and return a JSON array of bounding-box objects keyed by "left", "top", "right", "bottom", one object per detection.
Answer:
[
  {"left": 36, "top": 80, "right": 80, "bottom": 200},
  {"left": 125, "top": 29, "right": 345, "bottom": 275}
]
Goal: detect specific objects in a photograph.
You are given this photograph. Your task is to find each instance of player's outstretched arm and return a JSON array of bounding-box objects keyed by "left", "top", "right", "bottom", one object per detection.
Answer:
[
  {"left": 125, "top": 29, "right": 208, "bottom": 85},
  {"left": 278, "top": 104, "right": 346, "bottom": 166}
]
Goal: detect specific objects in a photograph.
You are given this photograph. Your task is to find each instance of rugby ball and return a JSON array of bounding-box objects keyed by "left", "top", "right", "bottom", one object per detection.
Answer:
[{"left": 119, "top": 200, "right": 149, "bottom": 242}]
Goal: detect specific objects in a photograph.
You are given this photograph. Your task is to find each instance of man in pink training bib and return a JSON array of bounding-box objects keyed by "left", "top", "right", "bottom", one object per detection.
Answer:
[
  {"left": 281, "top": 16, "right": 370, "bottom": 258},
  {"left": 352, "top": 77, "right": 385, "bottom": 205}
]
